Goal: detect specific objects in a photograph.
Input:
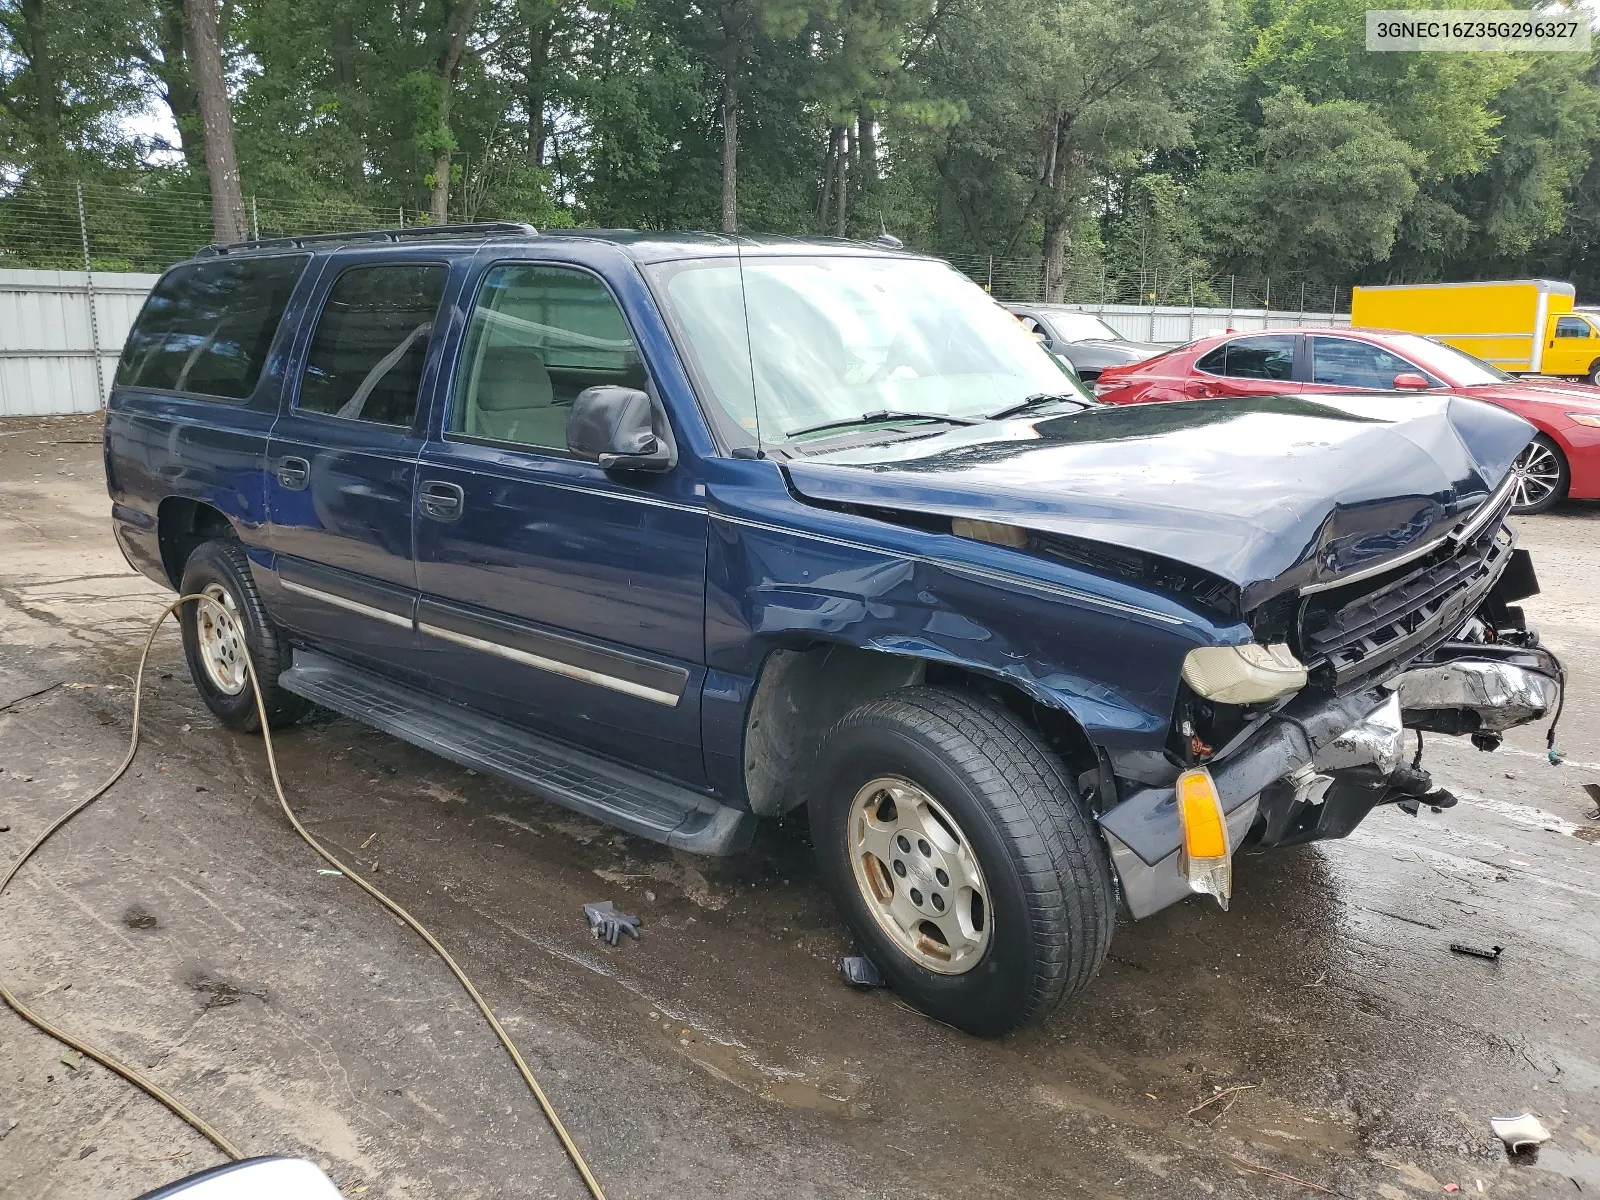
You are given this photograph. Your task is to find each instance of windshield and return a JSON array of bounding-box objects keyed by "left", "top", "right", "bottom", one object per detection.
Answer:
[
  {"left": 1389, "top": 333, "right": 1512, "bottom": 386},
  {"left": 649, "top": 255, "right": 1090, "bottom": 445},
  {"left": 1046, "top": 311, "right": 1121, "bottom": 342}
]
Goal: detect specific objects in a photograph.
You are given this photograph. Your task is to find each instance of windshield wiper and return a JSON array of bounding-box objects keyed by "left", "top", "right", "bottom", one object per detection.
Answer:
[
  {"left": 985, "top": 392, "right": 1089, "bottom": 420},
  {"left": 784, "top": 409, "right": 981, "bottom": 439}
]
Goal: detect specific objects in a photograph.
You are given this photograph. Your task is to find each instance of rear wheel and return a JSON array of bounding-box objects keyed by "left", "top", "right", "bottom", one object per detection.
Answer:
[
  {"left": 1586, "top": 361, "right": 1600, "bottom": 387},
  {"left": 810, "top": 687, "right": 1115, "bottom": 1037},
  {"left": 179, "top": 540, "right": 307, "bottom": 732},
  {"left": 1509, "top": 434, "right": 1569, "bottom": 515}
]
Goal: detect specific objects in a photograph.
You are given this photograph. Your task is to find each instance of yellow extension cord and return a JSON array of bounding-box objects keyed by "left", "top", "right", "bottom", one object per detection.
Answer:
[{"left": 0, "top": 595, "right": 607, "bottom": 1199}]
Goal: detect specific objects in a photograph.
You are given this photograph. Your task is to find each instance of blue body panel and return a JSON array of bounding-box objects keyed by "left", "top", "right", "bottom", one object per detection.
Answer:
[{"left": 103, "top": 230, "right": 1535, "bottom": 817}]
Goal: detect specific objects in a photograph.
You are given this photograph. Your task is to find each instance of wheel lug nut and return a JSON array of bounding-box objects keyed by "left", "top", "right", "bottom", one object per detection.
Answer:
[
  {"left": 935, "top": 868, "right": 949, "bottom": 887},
  {"left": 896, "top": 834, "right": 911, "bottom": 853},
  {"left": 932, "top": 894, "right": 945, "bottom": 911},
  {"left": 917, "top": 839, "right": 931, "bottom": 857},
  {"left": 909, "top": 888, "right": 923, "bottom": 906},
  {"left": 893, "top": 859, "right": 907, "bottom": 877}
]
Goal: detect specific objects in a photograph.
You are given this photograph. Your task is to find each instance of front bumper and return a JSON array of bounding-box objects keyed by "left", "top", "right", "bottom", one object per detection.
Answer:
[{"left": 1098, "top": 645, "right": 1561, "bottom": 919}]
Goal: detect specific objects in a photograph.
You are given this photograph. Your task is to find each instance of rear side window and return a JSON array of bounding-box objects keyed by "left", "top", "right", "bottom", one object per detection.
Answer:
[
  {"left": 115, "top": 254, "right": 310, "bottom": 399},
  {"left": 297, "top": 263, "right": 449, "bottom": 427},
  {"left": 1196, "top": 335, "right": 1295, "bottom": 380}
]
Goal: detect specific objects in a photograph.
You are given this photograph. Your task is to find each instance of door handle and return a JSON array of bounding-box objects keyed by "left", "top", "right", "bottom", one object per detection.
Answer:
[
  {"left": 276, "top": 457, "right": 310, "bottom": 490},
  {"left": 1185, "top": 382, "right": 1212, "bottom": 397},
  {"left": 419, "top": 480, "right": 465, "bottom": 522}
]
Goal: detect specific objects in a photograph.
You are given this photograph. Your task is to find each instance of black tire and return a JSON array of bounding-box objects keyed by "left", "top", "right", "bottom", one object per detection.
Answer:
[
  {"left": 809, "top": 687, "right": 1115, "bottom": 1037},
  {"left": 178, "top": 540, "right": 307, "bottom": 732},
  {"left": 1509, "top": 433, "right": 1569, "bottom": 516},
  {"left": 1586, "top": 361, "right": 1600, "bottom": 387}
]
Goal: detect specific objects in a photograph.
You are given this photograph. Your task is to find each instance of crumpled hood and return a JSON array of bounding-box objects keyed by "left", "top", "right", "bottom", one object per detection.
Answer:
[{"left": 784, "top": 393, "right": 1533, "bottom": 607}]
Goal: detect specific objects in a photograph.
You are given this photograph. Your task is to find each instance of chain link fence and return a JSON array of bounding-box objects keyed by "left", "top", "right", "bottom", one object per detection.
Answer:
[
  {"left": 0, "top": 179, "right": 1354, "bottom": 322},
  {"left": 0, "top": 180, "right": 442, "bottom": 273},
  {"left": 945, "top": 253, "right": 1350, "bottom": 316}
]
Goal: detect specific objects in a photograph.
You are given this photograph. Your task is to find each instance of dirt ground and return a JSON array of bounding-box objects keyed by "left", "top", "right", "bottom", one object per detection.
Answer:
[{"left": 2, "top": 412, "right": 1599, "bottom": 1200}]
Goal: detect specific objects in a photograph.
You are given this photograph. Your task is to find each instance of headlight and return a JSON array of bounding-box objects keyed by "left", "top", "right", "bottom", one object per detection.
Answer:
[
  {"left": 1182, "top": 643, "right": 1306, "bottom": 704},
  {"left": 1568, "top": 412, "right": 1600, "bottom": 427}
]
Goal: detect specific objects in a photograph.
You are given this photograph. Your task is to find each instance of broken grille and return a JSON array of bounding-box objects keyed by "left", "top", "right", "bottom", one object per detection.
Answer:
[{"left": 1296, "top": 501, "right": 1515, "bottom": 691}]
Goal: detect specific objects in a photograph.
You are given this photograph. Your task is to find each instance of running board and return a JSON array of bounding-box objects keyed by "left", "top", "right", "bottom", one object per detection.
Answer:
[{"left": 279, "top": 648, "right": 757, "bottom": 855}]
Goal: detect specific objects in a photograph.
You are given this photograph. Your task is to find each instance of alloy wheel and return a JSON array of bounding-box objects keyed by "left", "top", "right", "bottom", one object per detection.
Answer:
[
  {"left": 196, "top": 583, "right": 248, "bottom": 696},
  {"left": 847, "top": 776, "right": 992, "bottom": 974},
  {"left": 1511, "top": 440, "right": 1562, "bottom": 511}
]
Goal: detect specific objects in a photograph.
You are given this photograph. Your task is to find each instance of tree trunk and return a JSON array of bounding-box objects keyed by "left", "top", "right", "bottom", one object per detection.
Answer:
[
  {"left": 329, "top": 7, "right": 366, "bottom": 190},
  {"left": 817, "top": 128, "right": 837, "bottom": 229},
  {"left": 184, "top": 0, "right": 246, "bottom": 242},
  {"left": 153, "top": 0, "right": 207, "bottom": 176},
  {"left": 18, "top": 0, "right": 60, "bottom": 159},
  {"left": 834, "top": 123, "right": 851, "bottom": 237},
  {"left": 429, "top": 0, "right": 481, "bottom": 224},
  {"left": 1042, "top": 206, "right": 1069, "bottom": 303},
  {"left": 720, "top": 70, "right": 738, "bottom": 232},
  {"left": 526, "top": 19, "right": 552, "bottom": 167}
]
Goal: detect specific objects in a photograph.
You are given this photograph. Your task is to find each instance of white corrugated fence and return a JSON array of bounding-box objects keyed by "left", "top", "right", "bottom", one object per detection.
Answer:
[
  {"left": 0, "top": 268, "right": 159, "bottom": 417},
  {"left": 1048, "top": 302, "right": 1352, "bottom": 344}
]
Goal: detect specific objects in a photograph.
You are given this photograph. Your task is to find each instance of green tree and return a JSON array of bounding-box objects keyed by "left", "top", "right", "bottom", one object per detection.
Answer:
[{"left": 1196, "top": 86, "right": 1420, "bottom": 275}]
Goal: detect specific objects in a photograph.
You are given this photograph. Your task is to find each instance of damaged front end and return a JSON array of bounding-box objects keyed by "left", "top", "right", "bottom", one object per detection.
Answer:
[{"left": 1097, "top": 482, "right": 1562, "bottom": 920}]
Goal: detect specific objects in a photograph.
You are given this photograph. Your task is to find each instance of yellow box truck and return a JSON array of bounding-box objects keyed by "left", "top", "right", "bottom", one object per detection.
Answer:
[{"left": 1350, "top": 279, "right": 1600, "bottom": 385}]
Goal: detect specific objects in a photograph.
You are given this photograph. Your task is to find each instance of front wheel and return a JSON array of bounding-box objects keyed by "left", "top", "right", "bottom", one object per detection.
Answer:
[
  {"left": 1510, "top": 434, "right": 1569, "bottom": 515},
  {"left": 809, "top": 687, "right": 1115, "bottom": 1037}
]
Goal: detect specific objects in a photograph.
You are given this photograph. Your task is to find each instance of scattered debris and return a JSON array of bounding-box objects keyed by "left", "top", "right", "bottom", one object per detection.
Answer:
[
  {"left": 59, "top": 1051, "right": 82, "bottom": 1072},
  {"left": 0, "top": 1119, "right": 16, "bottom": 1142},
  {"left": 1450, "top": 943, "right": 1503, "bottom": 961},
  {"left": 1583, "top": 783, "right": 1599, "bottom": 821},
  {"left": 583, "top": 901, "right": 640, "bottom": 946},
  {"left": 359, "top": 832, "right": 377, "bottom": 850},
  {"left": 1225, "top": 1152, "right": 1338, "bottom": 1195},
  {"left": 1445, "top": 1184, "right": 1458, "bottom": 1193},
  {"left": 1490, "top": 1112, "right": 1552, "bottom": 1154},
  {"left": 316, "top": 869, "right": 343, "bottom": 876},
  {"left": 1187, "top": 1083, "right": 1258, "bottom": 1116},
  {"left": 839, "top": 955, "right": 886, "bottom": 988},
  {"left": 0, "top": 825, "right": 9, "bottom": 834}
]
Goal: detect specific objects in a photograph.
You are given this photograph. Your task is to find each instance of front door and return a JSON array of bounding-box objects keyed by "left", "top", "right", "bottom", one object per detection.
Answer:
[
  {"left": 413, "top": 259, "right": 709, "bottom": 784},
  {"left": 265, "top": 257, "right": 450, "bottom": 675},
  {"left": 1543, "top": 314, "right": 1598, "bottom": 377}
]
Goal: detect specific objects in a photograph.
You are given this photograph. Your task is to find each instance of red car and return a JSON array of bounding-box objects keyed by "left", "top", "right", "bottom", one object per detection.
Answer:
[{"left": 1093, "top": 326, "right": 1600, "bottom": 514}]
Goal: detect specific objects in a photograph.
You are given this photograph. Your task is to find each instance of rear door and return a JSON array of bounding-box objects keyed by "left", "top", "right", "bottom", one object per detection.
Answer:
[
  {"left": 265, "top": 255, "right": 452, "bottom": 676},
  {"left": 1186, "top": 333, "right": 1301, "bottom": 398},
  {"left": 412, "top": 255, "right": 709, "bottom": 784}
]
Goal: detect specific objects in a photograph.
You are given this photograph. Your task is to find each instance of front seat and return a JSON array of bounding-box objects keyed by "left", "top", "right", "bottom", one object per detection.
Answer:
[{"left": 468, "top": 341, "right": 562, "bottom": 447}]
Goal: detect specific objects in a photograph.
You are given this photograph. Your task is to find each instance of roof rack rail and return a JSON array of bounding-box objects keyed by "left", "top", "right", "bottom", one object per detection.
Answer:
[{"left": 196, "top": 221, "right": 539, "bottom": 257}]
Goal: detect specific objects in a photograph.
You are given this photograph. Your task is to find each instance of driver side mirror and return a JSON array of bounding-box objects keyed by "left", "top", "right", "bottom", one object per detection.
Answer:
[
  {"left": 1392, "top": 372, "right": 1431, "bottom": 390},
  {"left": 566, "top": 386, "right": 677, "bottom": 472}
]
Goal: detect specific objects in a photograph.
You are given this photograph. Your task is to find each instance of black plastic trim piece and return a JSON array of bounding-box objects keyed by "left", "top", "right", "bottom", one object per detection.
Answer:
[{"left": 278, "top": 648, "right": 754, "bottom": 854}]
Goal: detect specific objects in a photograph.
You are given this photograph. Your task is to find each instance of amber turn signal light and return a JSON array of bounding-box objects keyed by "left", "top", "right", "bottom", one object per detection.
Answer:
[{"left": 1176, "top": 767, "right": 1233, "bottom": 909}]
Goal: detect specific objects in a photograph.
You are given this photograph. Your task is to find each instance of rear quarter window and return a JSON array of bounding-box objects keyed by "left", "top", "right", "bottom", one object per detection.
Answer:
[{"left": 115, "top": 254, "right": 311, "bottom": 400}]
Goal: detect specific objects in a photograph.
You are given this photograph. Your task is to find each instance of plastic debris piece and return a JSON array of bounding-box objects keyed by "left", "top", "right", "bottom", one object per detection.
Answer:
[
  {"left": 1445, "top": 1184, "right": 1459, "bottom": 1193},
  {"left": 1490, "top": 1113, "right": 1551, "bottom": 1153},
  {"left": 1583, "top": 783, "right": 1599, "bottom": 821},
  {"left": 1450, "top": 943, "right": 1503, "bottom": 961},
  {"left": 839, "top": 955, "right": 885, "bottom": 988},
  {"left": 583, "top": 901, "right": 640, "bottom": 947}
]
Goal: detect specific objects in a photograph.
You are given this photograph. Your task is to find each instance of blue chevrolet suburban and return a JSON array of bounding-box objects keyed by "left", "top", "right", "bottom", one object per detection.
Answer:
[{"left": 104, "top": 223, "right": 1561, "bottom": 1035}]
